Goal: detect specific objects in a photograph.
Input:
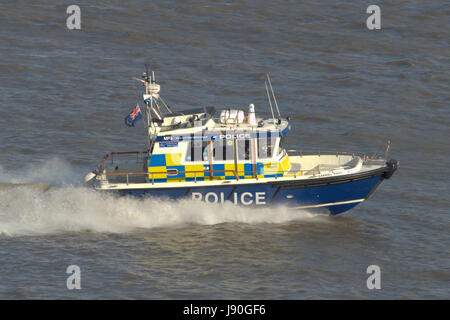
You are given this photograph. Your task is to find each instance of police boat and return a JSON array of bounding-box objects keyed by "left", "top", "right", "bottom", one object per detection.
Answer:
[{"left": 84, "top": 71, "right": 398, "bottom": 215}]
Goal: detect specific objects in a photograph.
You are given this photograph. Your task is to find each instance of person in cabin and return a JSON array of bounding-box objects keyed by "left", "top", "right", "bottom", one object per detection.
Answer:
[{"left": 244, "top": 143, "right": 250, "bottom": 160}]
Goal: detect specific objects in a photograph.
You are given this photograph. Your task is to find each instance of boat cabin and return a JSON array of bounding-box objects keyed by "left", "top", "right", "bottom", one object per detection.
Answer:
[{"left": 147, "top": 106, "right": 293, "bottom": 183}]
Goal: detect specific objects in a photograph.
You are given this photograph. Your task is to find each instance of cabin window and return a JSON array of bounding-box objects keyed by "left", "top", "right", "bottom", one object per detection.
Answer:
[
  {"left": 237, "top": 139, "right": 251, "bottom": 161},
  {"left": 257, "top": 136, "right": 275, "bottom": 159},
  {"left": 213, "top": 139, "right": 235, "bottom": 161},
  {"left": 279, "top": 136, "right": 287, "bottom": 155},
  {"left": 186, "top": 141, "right": 209, "bottom": 161}
]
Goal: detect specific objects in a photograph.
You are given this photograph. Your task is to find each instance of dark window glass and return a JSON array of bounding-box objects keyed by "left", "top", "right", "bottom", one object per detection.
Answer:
[
  {"left": 258, "top": 137, "right": 275, "bottom": 159},
  {"left": 279, "top": 136, "right": 287, "bottom": 154},
  {"left": 237, "top": 139, "right": 251, "bottom": 160},
  {"left": 186, "top": 141, "right": 209, "bottom": 161},
  {"left": 213, "top": 139, "right": 234, "bottom": 161}
]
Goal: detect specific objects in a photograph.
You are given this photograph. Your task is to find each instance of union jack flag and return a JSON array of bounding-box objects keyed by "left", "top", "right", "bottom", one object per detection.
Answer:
[{"left": 124, "top": 104, "right": 142, "bottom": 127}]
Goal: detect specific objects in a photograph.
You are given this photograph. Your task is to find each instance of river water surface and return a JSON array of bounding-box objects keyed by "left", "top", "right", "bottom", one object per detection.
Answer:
[{"left": 0, "top": 0, "right": 448, "bottom": 299}]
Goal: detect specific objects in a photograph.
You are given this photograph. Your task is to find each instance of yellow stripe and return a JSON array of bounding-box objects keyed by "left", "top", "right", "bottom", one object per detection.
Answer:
[
  {"left": 167, "top": 178, "right": 186, "bottom": 183},
  {"left": 185, "top": 164, "right": 204, "bottom": 178},
  {"left": 166, "top": 153, "right": 182, "bottom": 166},
  {"left": 148, "top": 166, "right": 167, "bottom": 179}
]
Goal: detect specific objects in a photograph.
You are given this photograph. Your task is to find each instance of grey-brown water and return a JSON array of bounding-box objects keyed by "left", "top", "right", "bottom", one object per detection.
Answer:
[{"left": 0, "top": 1, "right": 448, "bottom": 299}]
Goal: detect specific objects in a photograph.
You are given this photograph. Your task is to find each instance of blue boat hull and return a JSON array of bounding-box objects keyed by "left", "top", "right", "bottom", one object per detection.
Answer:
[{"left": 114, "top": 160, "right": 398, "bottom": 215}]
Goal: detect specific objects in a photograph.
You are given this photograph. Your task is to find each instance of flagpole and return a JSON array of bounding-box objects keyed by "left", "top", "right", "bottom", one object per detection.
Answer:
[
  {"left": 139, "top": 69, "right": 160, "bottom": 152},
  {"left": 149, "top": 100, "right": 152, "bottom": 152},
  {"left": 146, "top": 95, "right": 155, "bottom": 152},
  {"left": 142, "top": 72, "right": 153, "bottom": 152}
]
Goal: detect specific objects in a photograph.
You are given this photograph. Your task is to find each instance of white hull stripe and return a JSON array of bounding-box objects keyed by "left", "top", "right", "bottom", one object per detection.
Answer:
[{"left": 292, "top": 198, "right": 365, "bottom": 209}]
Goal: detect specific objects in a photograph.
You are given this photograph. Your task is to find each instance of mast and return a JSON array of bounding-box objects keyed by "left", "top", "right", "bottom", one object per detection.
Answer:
[
  {"left": 265, "top": 81, "right": 276, "bottom": 124},
  {"left": 141, "top": 70, "right": 161, "bottom": 151},
  {"left": 267, "top": 74, "right": 281, "bottom": 119}
]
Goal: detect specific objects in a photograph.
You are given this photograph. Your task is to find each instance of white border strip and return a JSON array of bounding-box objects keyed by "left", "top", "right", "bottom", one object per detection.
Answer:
[{"left": 292, "top": 198, "right": 365, "bottom": 209}]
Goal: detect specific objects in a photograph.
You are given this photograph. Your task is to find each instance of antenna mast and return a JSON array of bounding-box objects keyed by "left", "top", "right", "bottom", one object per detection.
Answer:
[
  {"left": 140, "top": 67, "right": 161, "bottom": 150},
  {"left": 267, "top": 74, "right": 281, "bottom": 119},
  {"left": 265, "top": 81, "right": 276, "bottom": 124}
]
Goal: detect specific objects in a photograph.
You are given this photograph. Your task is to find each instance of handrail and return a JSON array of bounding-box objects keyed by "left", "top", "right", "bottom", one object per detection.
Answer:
[
  {"left": 104, "top": 169, "right": 241, "bottom": 183},
  {"left": 100, "top": 160, "right": 376, "bottom": 185},
  {"left": 98, "top": 151, "right": 148, "bottom": 172},
  {"left": 104, "top": 171, "right": 149, "bottom": 176},
  {"left": 98, "top": 149, "right": 386, "bottom": 185},
  {"left": 286, "top": 149, "right": 387, "bottom": 161},
  {"left": 287, "top": 149, "right": 356, "bottom": 156}
]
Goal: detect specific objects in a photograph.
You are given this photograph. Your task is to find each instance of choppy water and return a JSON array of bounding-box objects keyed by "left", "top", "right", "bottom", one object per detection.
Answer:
[{"left": 0, "top": 0, "right": 449, "bottom": 299}]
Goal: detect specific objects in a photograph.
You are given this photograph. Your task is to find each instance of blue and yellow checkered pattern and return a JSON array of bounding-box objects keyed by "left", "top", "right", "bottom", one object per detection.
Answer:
[{"left": 148, "top": 153, "right": 293, "bottom": 183}]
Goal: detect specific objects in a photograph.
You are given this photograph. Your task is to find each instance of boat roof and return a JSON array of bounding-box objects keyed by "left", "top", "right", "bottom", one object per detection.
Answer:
[
  {"left": 166, "top": 106, "right": 216, "bottom": 118},
  {"left": 154, "top": 117, "right": 291, "bottom": 141}
]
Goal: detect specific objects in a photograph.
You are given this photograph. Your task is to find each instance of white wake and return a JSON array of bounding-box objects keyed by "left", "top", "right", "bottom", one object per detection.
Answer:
[{"left": 0, "top": 158, "right": 327, "bottom": 236}]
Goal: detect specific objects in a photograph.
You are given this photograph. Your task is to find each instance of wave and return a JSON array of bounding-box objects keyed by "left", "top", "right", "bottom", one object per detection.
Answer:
[
  {"left": 0, "top": 158, "right": 83, "bottom": 187},
  {"left": 0, "top": 158, "right": 327, "bottom": 237}
]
